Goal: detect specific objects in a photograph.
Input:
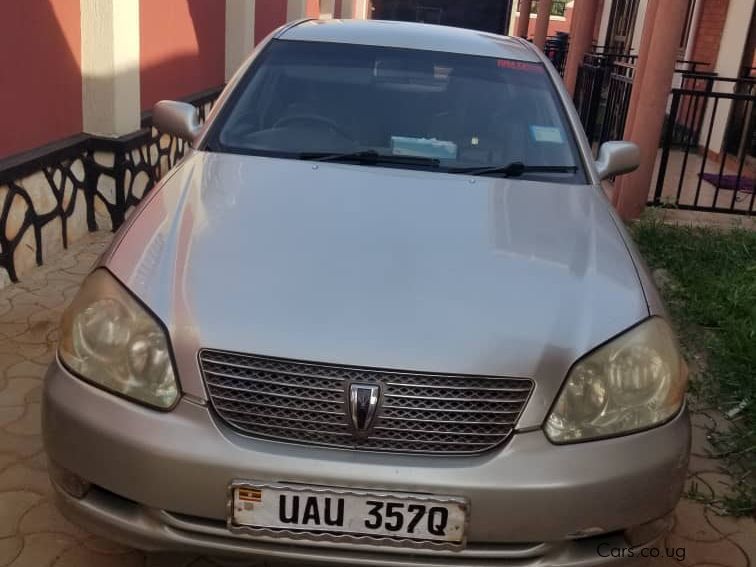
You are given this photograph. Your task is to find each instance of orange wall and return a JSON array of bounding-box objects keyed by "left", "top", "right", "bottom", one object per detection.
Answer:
[
  {"left": 0, "top": 0, "right": 82, "bottom": 159},
  {"left": 140, "top": 0, "right": 226, "bottom": 111},
  {"left": 690, "top": 0, "right": 730, "bottom": 70},
  {"left": 255, "top": 0, "right": 288, "bottom": 44},
  {"left": 307, "top": 0, "right": 320, "bottom": 17}
]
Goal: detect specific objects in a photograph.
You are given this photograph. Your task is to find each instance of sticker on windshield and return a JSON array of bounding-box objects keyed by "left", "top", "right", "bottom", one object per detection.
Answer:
[
  {"left": 530, "top": 126, "right": 564, "bottom": 144},
  {"left": 391, "top": 136, "right": 458, "bottom": 160},
  {"left": 497, "top": 59, "right": 545, "bottom": 73}
]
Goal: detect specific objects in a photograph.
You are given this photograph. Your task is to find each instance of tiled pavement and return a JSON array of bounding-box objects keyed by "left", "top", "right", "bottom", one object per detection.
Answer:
[{"left": 1, "top": 232, "right": 755, "bottom": 567}]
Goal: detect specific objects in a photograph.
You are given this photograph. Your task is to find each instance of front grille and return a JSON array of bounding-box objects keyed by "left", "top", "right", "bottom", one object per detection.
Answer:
[{"left": 199, "top": 349, "right": 533, "bottom": 455}]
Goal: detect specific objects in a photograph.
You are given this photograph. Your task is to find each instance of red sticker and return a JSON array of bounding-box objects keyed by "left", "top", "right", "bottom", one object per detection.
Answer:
[{"left": 497, "top": 59, "right": 545, "bottom": 73}]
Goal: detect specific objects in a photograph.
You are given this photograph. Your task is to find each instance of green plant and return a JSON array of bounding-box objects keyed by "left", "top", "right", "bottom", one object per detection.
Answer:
[{"left": 631, "top": 216, "right": 756, "bottom": 517}]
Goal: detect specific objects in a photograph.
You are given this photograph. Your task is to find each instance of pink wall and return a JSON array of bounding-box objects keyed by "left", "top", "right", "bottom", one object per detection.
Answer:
[
  {"left": 513, "top": 3, "right": 574, "bottom": 39},
  {"left": 0, "top": 0, "right": 82, "bottom": 159},
  {"left": 306, "top": 0, "right": 320, "bottom": 17},
  {"left": 140, "top": 0, "right": 226, "bottom": 111},
  {"left": 255, "top": 0, "right": 288, "bottom": 44}
]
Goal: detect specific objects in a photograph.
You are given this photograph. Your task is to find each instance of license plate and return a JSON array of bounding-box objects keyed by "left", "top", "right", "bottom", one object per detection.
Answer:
[{"left": 228, "top": 482, "right": 469, "bottom": 547}]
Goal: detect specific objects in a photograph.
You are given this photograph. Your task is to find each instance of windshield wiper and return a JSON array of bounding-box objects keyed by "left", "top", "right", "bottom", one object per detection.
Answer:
[
  {"left": 450, "top": 162, "right": 579, "bottom": 177},
  {"left": 298, "top": 150, "right": 441, "bottom": 168}
]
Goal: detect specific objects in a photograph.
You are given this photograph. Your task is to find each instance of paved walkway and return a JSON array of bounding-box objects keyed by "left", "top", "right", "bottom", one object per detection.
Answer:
[{"left": 1, "top": 232, "right": 755, "bottom": 567}]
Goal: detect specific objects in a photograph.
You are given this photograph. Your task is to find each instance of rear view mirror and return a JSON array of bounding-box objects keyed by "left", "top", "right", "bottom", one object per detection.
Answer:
[
  {"left": 153, "top": 100, "right": 201, "bottom": 143},
  {"left": 595, "top": 141, "right": 640, "bottom": 180}
]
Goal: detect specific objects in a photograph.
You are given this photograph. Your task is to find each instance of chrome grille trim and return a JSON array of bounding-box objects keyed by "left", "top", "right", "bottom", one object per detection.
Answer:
[{"left": 200, "top": 349, "right": 534, "bottom": 455}]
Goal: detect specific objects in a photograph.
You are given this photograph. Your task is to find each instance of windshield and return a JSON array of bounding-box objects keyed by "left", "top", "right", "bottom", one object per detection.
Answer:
[{"left": 207, "top": 39, "right": 586, "bottom": 183}]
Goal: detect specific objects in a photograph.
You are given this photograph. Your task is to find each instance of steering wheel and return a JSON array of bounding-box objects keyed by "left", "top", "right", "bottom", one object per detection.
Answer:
[{"left": 273, "top": 114, "right": 354, "bottom": 141}]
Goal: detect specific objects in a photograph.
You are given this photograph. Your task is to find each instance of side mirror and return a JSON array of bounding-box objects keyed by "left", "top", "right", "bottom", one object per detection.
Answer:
[
  {"left": 153, "top": 100, "right": 201, "bottom": 143},
  {"left": 595, "top": 141, "right": 640, "bottom": 180}
]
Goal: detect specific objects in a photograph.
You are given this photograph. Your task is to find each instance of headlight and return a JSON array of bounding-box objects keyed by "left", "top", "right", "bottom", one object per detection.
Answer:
[
  {"left": 545, "top": 318, "right": 687, "bottom": 443},
  {"left": 59, "top": 269, "right": 179, "bottom": 409}
]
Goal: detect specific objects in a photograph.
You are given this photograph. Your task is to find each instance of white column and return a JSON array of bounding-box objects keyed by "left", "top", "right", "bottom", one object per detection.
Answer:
[
  {"left": 354, "top": 0, "right": 369, "bottom": 19},
  {"left": 342, "top": 0, "right": 368, "bottom": 19},
  {"left": 684, "top": 0, "right": 704, "bottom": 61},
  {"left": 508, "top": 0, "right": 519, "bottom": 35},
  {"left": 630, "top": 0, "right": 649, "bottom": 52},
  {"left": 287, "top": 0, "right": 308, "bottom": 20},
  {"left": 320, "top": 0, "right": 336, "bottom": 18},
  {"left": 81, "top": 0, "right": 141, "bottom": 137},
  {"left": 597, "top": 0, "right": 612, "bottom": 46},
  {"left": 225, "top": 0, "right": 256, "bottom": 81},
  {"left": 707, "top": 0, "right": 753, "bottom": 154}
]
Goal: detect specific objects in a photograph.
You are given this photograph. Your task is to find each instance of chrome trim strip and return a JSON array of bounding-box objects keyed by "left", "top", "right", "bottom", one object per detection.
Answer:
[
  {"left": 381, "top": 404, "right": 521, "bottom": 414},
  {"left": 386, "top": 381, "right": 532, "bottom": 392},
  {"left": 385, "top": 393, "right": 530, "bottom": 403},
  {"left": 208, "top": 385, "right": 341, "bottom": 404},
  {"left": 201, "top": 349, "right": 533, "bottom": 384},
  {"left": 378, "top": 415, "right": 515, "bottom": 426},
  {"left": 203, "top": 359, "right": 348, "bottom": 383},
  {"left": 227, "top": 419, "right": 352, "bottom": 437},
  {"left": 205, "top": 371, "right": 343, "bottom": 393},
  {"left": 214, "top": 399, "right": 345, "bottom": 417},
  {"left": 372, "top": 427, "right": 509, "bottom": 437}
]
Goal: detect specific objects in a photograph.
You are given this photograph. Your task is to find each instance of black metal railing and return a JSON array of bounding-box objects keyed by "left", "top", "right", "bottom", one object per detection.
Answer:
[
  {"left": 668, "top": 71, "right": 718, "bottom": 146},
  {"left": 599, "top": 61, "right": 635, "bottom": 145},
  {"left": 573, "top": 54, "right": 613, "bottom": 145},
  {"left": 574, "top": 52, "right": 637, "bottom": 145},
  {"left": 652, "top": 76, "right": 756, "bottom": 215},
  {"left": 573, "top": 50, "right": 709, "bottom": 147},
  {"left": 544, "top": 33, "right": 570, "bottom": 76}
]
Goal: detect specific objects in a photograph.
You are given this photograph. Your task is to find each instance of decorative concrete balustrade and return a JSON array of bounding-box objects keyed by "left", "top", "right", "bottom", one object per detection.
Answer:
[{"left": 0, "top": 90, "right": 219, "bottom": 290}]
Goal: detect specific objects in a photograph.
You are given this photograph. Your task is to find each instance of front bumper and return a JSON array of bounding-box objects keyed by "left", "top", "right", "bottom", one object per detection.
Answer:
[{"left": 43, "top": 360, "right": 690, "bottom": 565}]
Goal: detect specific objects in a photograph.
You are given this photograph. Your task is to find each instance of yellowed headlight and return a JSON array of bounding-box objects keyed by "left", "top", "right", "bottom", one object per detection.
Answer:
[
  {"left": 545, "top": 318, "right": 687, "bottom": 443},
  {"left": 59, "top": 269, "right": 178, "bottom": 409}
]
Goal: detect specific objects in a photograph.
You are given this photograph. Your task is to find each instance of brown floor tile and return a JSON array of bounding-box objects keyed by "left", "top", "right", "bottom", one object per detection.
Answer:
[
  {"left": 0, "top": 463, "right": 52, "bottom": 495},
  {"left": 0, "top": 536, "right": 24, "bottom": 566},
  {"left": 53, "top": 545, "right": 145, "bottom": 567},
  {"left": 9, "top": 533, "right": 78, "bottom": 567},
  {"left": 0, "top": 491, "right": 43, "bottom": 538},
  {"left": 0, "top": 380, "right": 41, "bottom": 408},
  {"left": 666, "top": 531, "right": 748, "bottom": 567}
]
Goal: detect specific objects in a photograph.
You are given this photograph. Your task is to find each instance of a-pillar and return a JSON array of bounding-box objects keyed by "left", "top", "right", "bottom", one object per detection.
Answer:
[
  {"left": 516, "top": 0, "right": 533, "bottom": 38},
  {"left": 613, "top": 0, "right": 690, "bottom": 220},
  {"left": 225, "top": 0, "right": 255, "bottom": 82},
  {"left": 533, "top": 0, "right": 553, "bottom": 49},
  {"left": 563, "top": 0, "right": 600, "bottom": 95},
  {"left": 80, "top": 0, "right": 140, "bottom": 137}
]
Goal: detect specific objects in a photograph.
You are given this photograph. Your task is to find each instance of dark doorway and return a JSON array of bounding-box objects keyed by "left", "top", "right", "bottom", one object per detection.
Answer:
[
  {"left": 370, "top": 0, "right": 513, "bottom": 35},
  {"left": 604, "top": 0, "right": 640, "bottom": 51},
  {"left": 724, "top": 3, "right": 756, "bottom": 160}
]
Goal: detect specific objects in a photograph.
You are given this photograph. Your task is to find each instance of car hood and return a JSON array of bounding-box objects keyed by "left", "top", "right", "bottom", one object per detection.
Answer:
[{"left": 105, "top": 152, "right": 649, "bottom": 426}]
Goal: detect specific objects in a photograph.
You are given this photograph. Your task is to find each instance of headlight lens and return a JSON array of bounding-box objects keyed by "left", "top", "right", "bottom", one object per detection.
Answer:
[
  {"left": 545, "top": 318, "right": 686, "bottom": 443},
  {"left": 59, "top": 269, "right": 179, "bottom": 409}
]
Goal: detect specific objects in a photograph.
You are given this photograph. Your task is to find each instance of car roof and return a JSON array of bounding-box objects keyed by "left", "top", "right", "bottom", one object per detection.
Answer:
[{"left": 278, "top": 19, "right": 540, "bottom": 62}]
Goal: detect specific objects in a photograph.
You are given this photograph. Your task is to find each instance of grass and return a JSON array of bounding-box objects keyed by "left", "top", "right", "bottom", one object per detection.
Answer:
[{"left": 631, "top": 215, "right": 756, "bottom": 517}]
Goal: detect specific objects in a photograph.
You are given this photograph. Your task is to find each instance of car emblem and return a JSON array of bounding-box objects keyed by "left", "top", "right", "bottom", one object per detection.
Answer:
[{"left": 348, "top": 383, "right": 380, "bottom": 436}]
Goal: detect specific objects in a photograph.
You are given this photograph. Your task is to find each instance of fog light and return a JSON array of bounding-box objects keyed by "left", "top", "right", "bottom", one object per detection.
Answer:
[
  {"left": 49, "top": 460, "right": 91, "bottom": 499},
  {"left": 624, "top": 514, "right": 673, "bottom": 547}
]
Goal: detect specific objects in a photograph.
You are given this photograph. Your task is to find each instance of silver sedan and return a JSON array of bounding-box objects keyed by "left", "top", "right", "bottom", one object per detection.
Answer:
[{"left": 42, "top": 19, "right": 690, "bottom": 567}]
